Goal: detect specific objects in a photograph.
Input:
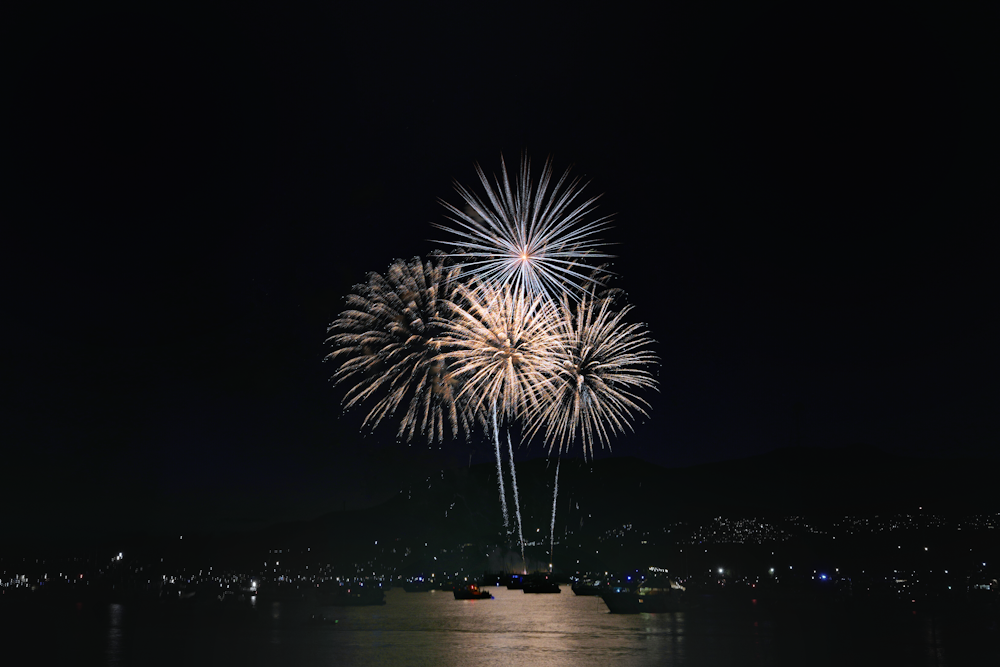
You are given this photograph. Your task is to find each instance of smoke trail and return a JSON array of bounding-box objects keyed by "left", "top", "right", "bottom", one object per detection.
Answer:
[
  {"left": 549, "top": 455, "right": 561, "bottom": 571},
  {"left": 491, "top": 400, "right": 510, "bottom": 532},
  {"left": 507, "top": 431, "right": 526, "bottom": 572}
]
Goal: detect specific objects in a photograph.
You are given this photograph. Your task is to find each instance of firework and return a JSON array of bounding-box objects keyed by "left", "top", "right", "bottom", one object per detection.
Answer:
[
  {"left": 434, "top": 278, "right": 561, "bottom": 538},
  {"left": 435, "top": 278, "right": 562, "bottom": 421},
  {"left": 434, "top": 154, "right": 615, "bottom": 300},
  {"left": 324, "top": 255, "right": 472, "bottom": 443},
  {"left": 528, "top": 295, "right": 658, "bottom": 460},
  {"left": 323, "top": 154, "right": 660, "bottom": 571}
]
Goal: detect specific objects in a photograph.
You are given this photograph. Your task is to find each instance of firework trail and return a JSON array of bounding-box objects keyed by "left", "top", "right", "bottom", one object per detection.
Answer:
[
  {"left": 507, "top": 431, "right": 526, "bottom": 572},
  {"left": 434, "top": 154, "right": 615, "bottom": 301},
  {"left": 489, "top": 404, "right": 509, "bottom": 533},
  {"left": 435, "top": 278, "right": 560, "bottom": 539},
  {"left": 325, "top": 255, "right": 473, "bottom": 443},
  {"left": 549, "top": 456, "right": 560, "bottom": 571}
]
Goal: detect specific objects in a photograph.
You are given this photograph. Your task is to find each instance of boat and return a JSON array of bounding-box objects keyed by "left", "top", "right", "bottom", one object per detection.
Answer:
[
  {"left": 505, "top": 574, "right": 524, "bottom": 590},
  {"left": 600, "top": 580, "right": 684, "bottom": 613},
  {"left": 522, "top": 573, "right": 560, "bottom": 594},
  {"left": 453, "top": 584, "right": 493, "bottom": 600},
  {"left": 571, "top": 578, "right": 606, "bottom": 596},
  {"left": 402, "top": 579, "right": 435, "bottom": 592}
]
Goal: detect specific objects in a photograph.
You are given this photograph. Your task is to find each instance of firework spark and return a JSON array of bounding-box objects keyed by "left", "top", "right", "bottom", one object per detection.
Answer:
[
  {"left": 324, "top": 255, "right": 472, "bottom": 443},
  {"left": 434, "top": 155, "right": 615, "bottom": 300},
  {"left": 528, "top": 295, "right": 658, "bottom": 460}
]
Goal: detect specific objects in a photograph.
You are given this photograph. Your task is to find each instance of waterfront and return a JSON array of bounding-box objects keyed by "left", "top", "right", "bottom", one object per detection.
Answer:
[{"left": 5, "top": 586, "right": 997, "bottom": 666}]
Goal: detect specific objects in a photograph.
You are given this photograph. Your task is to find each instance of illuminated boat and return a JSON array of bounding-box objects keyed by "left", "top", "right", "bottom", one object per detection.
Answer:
[
  {"left": 571, "top": 578, "right": 605, "bottom": 596},
  {"left": 453, "top": 584, "right": 493, "bottom": 600},
  {"left": 402, "top": 578, "right": 435, "bottom": 592},
  {"left": 600, "top": 581, "right": 683, "bottom": 613}
]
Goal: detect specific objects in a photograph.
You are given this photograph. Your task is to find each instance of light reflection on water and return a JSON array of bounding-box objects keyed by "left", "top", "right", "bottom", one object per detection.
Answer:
[
  {"left": 8, "top": 586, "right": 999, "bottom": 666},
  {"left": 105, "top": 603, "right": 124, "bottom": 666},
  {"left": 276, "top": 588, "right": 754, "bottom": 667}
]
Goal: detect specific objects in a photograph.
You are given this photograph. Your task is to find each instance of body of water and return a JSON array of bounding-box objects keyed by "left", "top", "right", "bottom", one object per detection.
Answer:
[{"left": 4, "top": 586, "right": 997, "bottom": 665}]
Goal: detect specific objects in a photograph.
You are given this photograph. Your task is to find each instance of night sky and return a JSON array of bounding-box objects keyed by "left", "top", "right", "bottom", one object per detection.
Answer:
[{"left": 6, "top": 4, "right": 995, "bottom": 542}]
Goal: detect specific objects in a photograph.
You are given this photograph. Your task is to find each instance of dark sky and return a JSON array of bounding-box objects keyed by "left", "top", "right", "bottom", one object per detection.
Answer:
[{"left": 5, "top": 4, "right": 996, "bottom": 541}]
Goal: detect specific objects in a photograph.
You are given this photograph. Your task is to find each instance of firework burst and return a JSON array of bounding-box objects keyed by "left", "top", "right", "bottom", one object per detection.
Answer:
[
  {"left": 528, "top": 295, "right": 658, "bottom": 460},
  {"left": 324, "top": 255, "right": 472, "bottom": 443},
  {"left": 434, "top": 154, "right": 615, "bottom": 300},
  {"left": 435, "top": 278, "right": 562, "bottom": 422}
]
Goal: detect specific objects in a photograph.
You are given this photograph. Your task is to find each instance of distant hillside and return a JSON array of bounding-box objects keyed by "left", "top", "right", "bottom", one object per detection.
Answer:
[
  {"left": 21, "top": 445, "right": 993, "bottom": 568},
  {"left": 241, "top": 444, "right": 997, "bottom": 559}
]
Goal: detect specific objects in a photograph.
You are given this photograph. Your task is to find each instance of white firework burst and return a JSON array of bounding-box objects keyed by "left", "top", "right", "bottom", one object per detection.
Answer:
[
  {"left": 434, "top": 154, "right": 615, "bottom": 300},
  {"left": 434, "top": 278, "right": 562, "bottom": 423},
  {"left": 528, "top": 294, "right": 658, "bottom": 460},
  {"left": 324, "top": 255, "right": 472, "bottom": 443}
]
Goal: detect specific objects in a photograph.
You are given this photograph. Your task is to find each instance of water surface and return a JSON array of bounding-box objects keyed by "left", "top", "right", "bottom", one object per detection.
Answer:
[{"left": 6, "top": 586, "right": 997, "bottom": 666}]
